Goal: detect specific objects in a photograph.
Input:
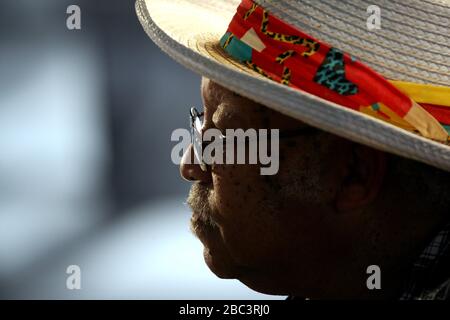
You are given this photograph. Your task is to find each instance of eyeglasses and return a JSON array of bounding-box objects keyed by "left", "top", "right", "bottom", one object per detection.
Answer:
[
  {"left": 190, "top": 107, "right": 208, "bottom": 171},
  {"left": 190, "top": 107, "right": 320, "bottom": 172}
]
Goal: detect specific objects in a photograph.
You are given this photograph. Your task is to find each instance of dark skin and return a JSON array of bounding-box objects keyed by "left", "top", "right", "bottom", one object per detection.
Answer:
[{"left": 180, "top": 78, "right": 446, "bottom": 299}]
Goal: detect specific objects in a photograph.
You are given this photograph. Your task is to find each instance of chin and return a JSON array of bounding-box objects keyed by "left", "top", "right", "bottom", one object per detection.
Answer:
[
  {"left": 203, "top": 244, "right": 291, "bottom": 296},
  {"left": 203, "top": 246, "right": 237, "bottom": 279}
]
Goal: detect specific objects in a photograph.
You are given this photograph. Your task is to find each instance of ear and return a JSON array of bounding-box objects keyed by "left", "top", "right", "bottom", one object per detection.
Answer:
[{"left": 335, "top": 144, "right": 387, "bottom": 212}]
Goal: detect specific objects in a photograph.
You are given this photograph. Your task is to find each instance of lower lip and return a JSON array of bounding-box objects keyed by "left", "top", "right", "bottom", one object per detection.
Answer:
[
  {"left": 192, "top": 215, "right": 252, "bottom": 279},
  {"left": 192, "top": 215, "right": 218, "bottom": 241}
]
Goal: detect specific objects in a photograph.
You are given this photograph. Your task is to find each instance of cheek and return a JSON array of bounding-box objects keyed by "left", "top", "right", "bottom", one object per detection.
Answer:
[
  {"left": 210, "top": 165, "right": 286, "bottom": 265},
  {"left": 211, "top": 164, "right": 262, "bottom": 224},
  {"left": 276, "top": 141, "right": 339, "bottom": 204}
]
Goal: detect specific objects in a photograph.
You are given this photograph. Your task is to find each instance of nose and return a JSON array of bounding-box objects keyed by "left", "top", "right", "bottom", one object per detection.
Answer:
[{"left": 180, "top": 144, "right": 212, "bottom": 183}]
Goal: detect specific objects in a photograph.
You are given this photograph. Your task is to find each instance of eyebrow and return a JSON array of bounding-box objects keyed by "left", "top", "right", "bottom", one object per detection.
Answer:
[
  {"left": 278, "top": 126, "right": 322, "bottom": 138},
  {"left": 211, "top": 103, "right": 243, "bottom": 128},
  {"left": 210, "top": 101, "right": 321, "bottom": 134}
]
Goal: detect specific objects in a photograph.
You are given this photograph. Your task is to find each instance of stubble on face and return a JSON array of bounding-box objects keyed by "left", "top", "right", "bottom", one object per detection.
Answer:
[{"left": 187, "top": 183, "right": 218, "bottom": 235}]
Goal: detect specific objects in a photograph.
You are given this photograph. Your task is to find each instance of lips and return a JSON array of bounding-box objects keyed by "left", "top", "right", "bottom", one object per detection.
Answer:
[
  {"left": 191, "top": 212, "right": 241, "bottom": 279},
  {"left": 190, "top": 213, "right": 219, "bottom": 242}
]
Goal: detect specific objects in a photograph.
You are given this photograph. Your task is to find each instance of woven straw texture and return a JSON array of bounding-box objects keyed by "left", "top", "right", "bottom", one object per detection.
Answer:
[
  {"left": 257, "top": 0, "right": 450, "bottom": 86},
  {"left": 136, "top": 0, "right": 450, "bottom": 172}
]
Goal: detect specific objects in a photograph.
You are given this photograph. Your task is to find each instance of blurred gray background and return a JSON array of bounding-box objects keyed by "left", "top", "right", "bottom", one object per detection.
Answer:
[{"left": 0, "top": 0, "right": 281, "bottom": 299}]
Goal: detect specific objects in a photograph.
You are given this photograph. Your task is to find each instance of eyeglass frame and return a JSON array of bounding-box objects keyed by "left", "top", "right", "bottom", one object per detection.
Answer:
[{"left": 190, "top": 107, "right": 320, "bottom": 172}]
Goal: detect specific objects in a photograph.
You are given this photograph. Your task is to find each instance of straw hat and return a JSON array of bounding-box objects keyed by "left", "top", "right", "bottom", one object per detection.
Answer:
[{"left": 136, "top": 0, "right": 450, "bottom": 172}]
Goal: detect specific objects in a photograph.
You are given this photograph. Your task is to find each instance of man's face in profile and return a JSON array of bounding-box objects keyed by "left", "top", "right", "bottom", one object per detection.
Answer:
[
  {"left": 179, "top": 78, "right": 395, "bottom": 298},
  {"left": 179, "top": 75, "right": 450, "bottom": 300},
  {"left": 132, "top": 0, "right": 450, "bottom": 301}
]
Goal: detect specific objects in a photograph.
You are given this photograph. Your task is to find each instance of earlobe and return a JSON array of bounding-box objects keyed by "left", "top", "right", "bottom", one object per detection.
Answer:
[{"left": 335, "top": 145, "right": 387, "bottom": 212}]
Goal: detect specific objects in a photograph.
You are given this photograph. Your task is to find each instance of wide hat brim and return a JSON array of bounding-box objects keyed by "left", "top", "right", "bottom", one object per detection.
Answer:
[{"left": 136, "top": 0, "right": 450, "bottom": 172}]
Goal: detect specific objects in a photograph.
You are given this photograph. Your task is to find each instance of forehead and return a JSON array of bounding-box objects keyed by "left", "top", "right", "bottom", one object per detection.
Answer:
[
  {"left": 201, "top": 78, "right": 248, "bottom": 113},
  {"left": 201, "top": 78, "right": 308, "bottom": 130}
]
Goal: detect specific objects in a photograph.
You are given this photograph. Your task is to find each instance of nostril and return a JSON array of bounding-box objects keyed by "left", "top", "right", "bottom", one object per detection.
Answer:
[
  {"left": 180, "top": 162, "right": 197, "bottom": 182},
  {"left": 179, "top": 144, "right": 212, "bottom": 183}
]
